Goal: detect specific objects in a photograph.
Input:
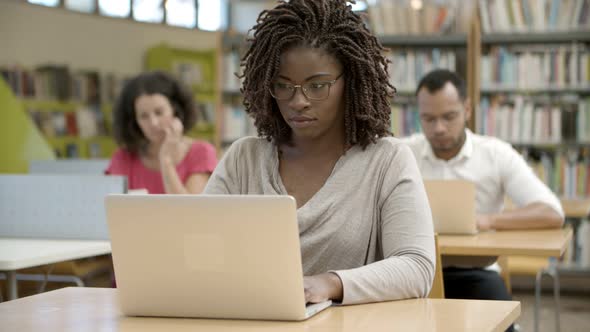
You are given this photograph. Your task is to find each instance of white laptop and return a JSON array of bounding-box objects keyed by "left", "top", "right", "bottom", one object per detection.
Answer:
[
  {"left": 105, "top": 194, "right": 331, "bottom": 321},
  {"left": 423, "top": 180, "right": 478, "bottom": 235}
]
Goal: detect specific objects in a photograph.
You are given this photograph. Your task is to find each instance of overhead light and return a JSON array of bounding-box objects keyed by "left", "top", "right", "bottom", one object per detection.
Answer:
[
  {"left": 350, "top": 1, "right": 368, "bottom": 11},
  {"left": 410, "top": 0, "right": 423, "bottom": 10}
]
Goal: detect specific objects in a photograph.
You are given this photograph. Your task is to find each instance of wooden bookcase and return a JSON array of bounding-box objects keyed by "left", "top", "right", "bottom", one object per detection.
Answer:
[{"left": 0, "top": 68, "right": 119, "bottom": 161}]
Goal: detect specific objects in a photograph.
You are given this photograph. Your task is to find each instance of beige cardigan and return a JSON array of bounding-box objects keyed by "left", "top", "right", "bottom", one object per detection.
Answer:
[{"left": 204, "top": 136, "right": 435, "bottom": 304}]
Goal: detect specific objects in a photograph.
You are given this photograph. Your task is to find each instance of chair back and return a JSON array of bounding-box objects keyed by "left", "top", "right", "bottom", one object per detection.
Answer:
[{"left": 428, "top": 234, "right": 445, "bottom": 299}]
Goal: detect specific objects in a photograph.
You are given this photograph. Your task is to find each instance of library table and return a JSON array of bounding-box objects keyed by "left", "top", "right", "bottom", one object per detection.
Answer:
[
  {"left": 0, "top": 238, "right": 111, "bottom": 300},
  {"left": 560, "top": 198, "right": 590, "bottom": 219},
  {"left": 0, "top": 287, "right": 521, "bottom": 332},
  {"left": 438, "top": 228, "right": 573, "bottom": 257}
]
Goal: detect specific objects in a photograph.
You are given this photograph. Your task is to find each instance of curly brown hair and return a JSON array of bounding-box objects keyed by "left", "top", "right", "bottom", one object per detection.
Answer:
[
  {"left": 112, "top": 71, "right": 196, "bottom": 155},
  {"left": 241, "top": 0, "right": 395, "bottom": 149}
]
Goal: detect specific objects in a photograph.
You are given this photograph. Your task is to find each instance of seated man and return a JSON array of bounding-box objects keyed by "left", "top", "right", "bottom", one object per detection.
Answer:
[{"left": 402, "top": 69, "right": 564, "bottom": 324}]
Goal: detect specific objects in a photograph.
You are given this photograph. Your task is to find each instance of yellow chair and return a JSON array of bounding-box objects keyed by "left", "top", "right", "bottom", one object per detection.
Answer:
[
  {"left": 500, "top": 254, "right": 561, "bottom": 332},
  {"left": 499, "top": 225, "right": 572, "bottom": 332},
  {"left": 428, "top": 234, "right": 445, "bottom": 299},
  {"left": 499, "top": 197, "right": 567, "bottom": 332}
]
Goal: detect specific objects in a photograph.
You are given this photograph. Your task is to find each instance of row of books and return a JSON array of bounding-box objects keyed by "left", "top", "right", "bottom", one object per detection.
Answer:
[
  {"left": 479, "top": 0, "right": 590, "bottom": 33},
  {"left": 387, "top": 49, "right": 457, "bottom": 93},
  {"left": 522, "top": 148, "right": 590, "bottom": 198},
  {"left": 478, "top": 95, "right": 590, "bottom": 144},
  {"left": 391, "top": 103, "right": 421, "bottom": 137},
  {"left": 28, "top": 106, "right": 108, "bottom": 138},
  {"left": 221, "top": 48, "right": 458, "bottom": 95},
  {"left": 0, "top": 65, "right": 127, "bottom": 103},
  {"left": 481, "top": 44, "right": 590, "bottom": 90},
  {"left": 366, "top": 0, "right": 476, "bottom": 35}
]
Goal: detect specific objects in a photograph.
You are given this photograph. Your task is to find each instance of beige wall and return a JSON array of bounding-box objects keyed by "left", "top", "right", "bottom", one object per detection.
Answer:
[{"left": 0, "top": 1, "right": 220, "bottom": 75}]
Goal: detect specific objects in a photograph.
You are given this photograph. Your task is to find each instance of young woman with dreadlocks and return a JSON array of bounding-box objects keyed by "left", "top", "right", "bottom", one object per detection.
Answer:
[{"left": 204, "top": 0, "right": 435, "bottom": 305}]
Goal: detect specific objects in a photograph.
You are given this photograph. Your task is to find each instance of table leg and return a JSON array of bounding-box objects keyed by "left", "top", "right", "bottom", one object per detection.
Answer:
[{"left": 6, "top": 270, "right": 17, "bottom": 300}]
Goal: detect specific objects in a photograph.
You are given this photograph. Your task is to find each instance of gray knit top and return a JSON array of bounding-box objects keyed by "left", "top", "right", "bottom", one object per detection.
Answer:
[{"left": 203, "top": 136, "right": 435, "bottom": 304}]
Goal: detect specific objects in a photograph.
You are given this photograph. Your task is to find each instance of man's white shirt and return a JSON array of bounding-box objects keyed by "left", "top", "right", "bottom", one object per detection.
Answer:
[{"left": 401, "top": 129, "right": 564, "bottom": 218}]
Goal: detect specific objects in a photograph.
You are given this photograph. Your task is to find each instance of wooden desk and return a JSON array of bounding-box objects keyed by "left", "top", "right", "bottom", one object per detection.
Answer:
[
  {"left": 438, "top": 228, "right": 573, "bottom": 257},
  {"left": 560, "top": 198, "right": 590, "bottom": 219},
  {"left": 0, "top": 287, "right": 520, "bottom": 332},
  {"left": 0, "top": 238, "right": 111, "bottom": 300}
]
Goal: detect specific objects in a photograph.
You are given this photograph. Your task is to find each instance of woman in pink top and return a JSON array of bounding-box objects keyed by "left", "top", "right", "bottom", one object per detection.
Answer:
[{"left": 106, "top": 71, "right": 217, "bottom": 194}]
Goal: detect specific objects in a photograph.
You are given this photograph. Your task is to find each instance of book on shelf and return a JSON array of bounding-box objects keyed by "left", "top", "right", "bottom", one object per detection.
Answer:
[
  {"left": 71, "top": 70, "right": 101, "bottom": 104},
  {"left": 0, "top": 65, "right": 126, "bottom": 104},
  {"left": 103, "top": 73, "right": 128, "bottom": 104},
  {"left": 76, "top": 106, "right": 102, "bottom": 138},
  {"left": 33, "top": 65, "right": 71, "bottom": 101},
  {"left": 366, "top": 0, "right": 476, "bottom": 35},
  {"left": 479, "top": 0, "right": 590, "bottom": 33},
  {"left": 481, "top": 43, "right": 590, "bottom": 91},
  {"left": 26, "top": 103, "right": 107, "bottom": 139},
  {"left": 478, "top": 95, "right": 590, "bottom": 144}
]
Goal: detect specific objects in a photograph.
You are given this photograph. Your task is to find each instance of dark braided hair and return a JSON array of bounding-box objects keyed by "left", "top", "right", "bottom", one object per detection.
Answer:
[{"left": 240, "top": 0, "right": 396, "bottom": 149}]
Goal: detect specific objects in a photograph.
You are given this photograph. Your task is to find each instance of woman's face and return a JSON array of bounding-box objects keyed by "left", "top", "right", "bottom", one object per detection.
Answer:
[
  {"left": 272, "top": 46, "right": 345, "bottom": 143},
  {"left": 134, "top": 93, "right": 176, "bottom": 145}
]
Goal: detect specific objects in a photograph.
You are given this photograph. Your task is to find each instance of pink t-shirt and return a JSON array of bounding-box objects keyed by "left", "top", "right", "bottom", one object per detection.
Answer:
[{"left": 105, "top": 141, "right": 217, "bottom": 194}]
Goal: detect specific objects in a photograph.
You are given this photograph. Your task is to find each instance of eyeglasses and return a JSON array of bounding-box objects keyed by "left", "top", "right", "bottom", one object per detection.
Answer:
[{"left": 269, "top": 73, "right": 343, "bottom": 101}]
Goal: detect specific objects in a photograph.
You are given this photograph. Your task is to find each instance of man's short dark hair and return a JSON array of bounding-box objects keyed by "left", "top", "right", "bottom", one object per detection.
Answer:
[{"left": 416, "top": 69, "right": 466, "bottom": 100}]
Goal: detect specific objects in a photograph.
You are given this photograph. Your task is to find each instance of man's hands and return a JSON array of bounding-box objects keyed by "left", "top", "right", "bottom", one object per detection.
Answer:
[{"left": 476, "top": 214, "right": 494, "bottom": 231}]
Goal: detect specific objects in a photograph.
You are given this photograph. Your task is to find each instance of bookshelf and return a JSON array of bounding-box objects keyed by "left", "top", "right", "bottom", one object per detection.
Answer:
[
  {"left": 220, "top": 33, "right": 256, "bottom": 151},
  {"left": 363, "top": 0, "right": 482, "bottom": 136},
  {"left": 362, "top": 0, "right": 590, "bottom": 202},
  {"left": 0, "top": 66, "right": 121, "bottom": 160},
  {"left": 145, "top": 43, "right": 222, "bottom": 151},
  {"left": 473, "top": 0, "right": 590, "bottom": 280},
  {"left": 474, "top": 0, "right": 590, "bottom": 200}
]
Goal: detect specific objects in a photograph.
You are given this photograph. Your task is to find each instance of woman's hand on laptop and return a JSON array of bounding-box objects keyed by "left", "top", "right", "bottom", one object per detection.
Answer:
[
  {"left": 304, "top": 272, "right": 343, "bottom": 303},
  {"left": 477, "top": 214, "right": 494, "bottom": 231}
]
